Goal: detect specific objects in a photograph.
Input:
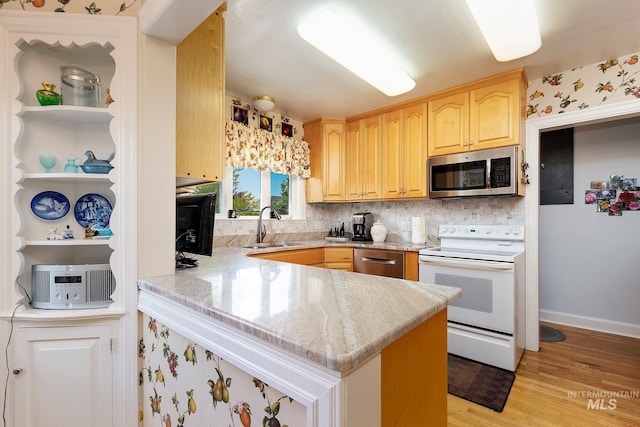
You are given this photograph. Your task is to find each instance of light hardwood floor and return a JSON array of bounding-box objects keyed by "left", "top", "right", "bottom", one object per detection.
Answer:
[{"left": 448, "top": 322, "right": 640, "bottom": 426}]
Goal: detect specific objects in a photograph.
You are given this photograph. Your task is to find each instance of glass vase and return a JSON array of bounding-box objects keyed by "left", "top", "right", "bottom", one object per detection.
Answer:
[{"left": 35, "top": 82, "right": 61, "bottom": 106}]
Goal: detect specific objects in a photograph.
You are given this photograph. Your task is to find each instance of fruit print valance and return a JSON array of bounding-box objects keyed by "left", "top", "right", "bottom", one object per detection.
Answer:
[{"left": 224, "top": 120, "right": 311, "bottom": 179}]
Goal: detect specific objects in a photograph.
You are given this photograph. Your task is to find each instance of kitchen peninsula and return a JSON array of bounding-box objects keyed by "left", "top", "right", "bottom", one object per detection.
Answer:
[{"left": 138, "top": 244, "right": 461, "bottom": 426}]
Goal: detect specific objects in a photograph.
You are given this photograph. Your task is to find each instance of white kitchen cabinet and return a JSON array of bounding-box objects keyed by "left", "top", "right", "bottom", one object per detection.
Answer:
[
  {"left": 0, "top": 11, "right": 138, "bottom": 427},
  {"left": 13, "top": 324, "right": 113, "bottom": 427}
]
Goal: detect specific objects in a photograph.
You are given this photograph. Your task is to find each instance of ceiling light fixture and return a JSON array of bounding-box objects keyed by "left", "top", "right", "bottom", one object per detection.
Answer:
[
  {"left": 254, "top": 95, "right": 275, "bottom": 112},
  {"left": 465, "top": 0, "right": 541, "bottom": 62},
  {"left": 297, "top": 8, "right": 415, "bottom": 97}
]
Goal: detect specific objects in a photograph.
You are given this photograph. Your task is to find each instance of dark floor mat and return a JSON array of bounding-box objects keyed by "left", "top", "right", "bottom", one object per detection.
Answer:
[
  {"left": 540, "top": 324, "right": 566, "bottom": 342},
  {"left": 448, "top": 353, "right": 515, "bottom": 412}
]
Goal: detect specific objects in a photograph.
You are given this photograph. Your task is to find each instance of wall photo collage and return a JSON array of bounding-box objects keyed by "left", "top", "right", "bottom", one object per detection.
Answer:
[{"left": 585, "top": 175, "right": 639, "bottom": 216}]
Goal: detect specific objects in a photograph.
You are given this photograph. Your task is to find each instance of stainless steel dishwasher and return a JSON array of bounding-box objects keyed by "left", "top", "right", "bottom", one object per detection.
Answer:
[{"left": 353, "top": 248, "right": 405, "bottom": 278}]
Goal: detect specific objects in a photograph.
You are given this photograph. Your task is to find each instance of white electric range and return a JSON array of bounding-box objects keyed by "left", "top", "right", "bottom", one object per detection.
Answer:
[{"left": 418, "top": 224, "right": 525, "bottom": 371}]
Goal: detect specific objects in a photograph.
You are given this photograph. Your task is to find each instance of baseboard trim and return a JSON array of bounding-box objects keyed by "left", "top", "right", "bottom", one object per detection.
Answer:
[{"left": 540, "top": 309, "right": 640, "bottom": 339}]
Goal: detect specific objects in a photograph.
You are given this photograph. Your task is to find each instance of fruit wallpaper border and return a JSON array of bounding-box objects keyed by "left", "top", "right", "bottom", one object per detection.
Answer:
[
  {"left": 0, "top": 0, "right": 140, "bottom": 16},
  {"left": 139, "top": 315, "right": 305, "bottom": 427},
  {"left": 527, "top": 51, "right": 640, "bottom": 117}
]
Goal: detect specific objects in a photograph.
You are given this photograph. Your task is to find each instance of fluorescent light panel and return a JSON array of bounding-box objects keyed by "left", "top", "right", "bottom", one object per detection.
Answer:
[
  {"left": 297, "top": 8, "right": 415, "bottom": 97},
  {"left": 465, "top": 0, "right": 541, "bottom": 62}
]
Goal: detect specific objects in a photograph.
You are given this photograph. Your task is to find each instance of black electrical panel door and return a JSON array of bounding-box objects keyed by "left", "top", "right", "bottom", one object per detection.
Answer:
[{"left": 540, "top": 128, "right": 574, "bottom": 205}]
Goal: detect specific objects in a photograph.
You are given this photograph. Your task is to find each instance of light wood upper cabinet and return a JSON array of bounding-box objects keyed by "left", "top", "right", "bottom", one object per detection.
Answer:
[
  {"left": 470, "top": 78, "right": 521, "bottom": 151},
  {"left": 402, "top": 103, "right": 428, "bottom": 199},
  {"left": 382, "top": 103, "right": 428, "bottom": 199},
  {"left": 305, "top": 118, "right": 346, "bottom": 202},
  {"left": 382, "top": 109, "right": 404, "bottom": 198},
  {"left": 362, "top": 116, "right": 384, "bottom": 199},
  {"left": 346, "top": 117, "right": 383, "bottom": 200},
  {"left": 176, "top": 5, "right": 225, "bottom": 181},
  {"left": 428, "top": 70, "right": 525, "bottom": 157},
  {"left": 345, "top": 120, "right": 363, "bottom": 200},
  {"left": 427, "top": 92, "right": 469, "bottom": 156}
]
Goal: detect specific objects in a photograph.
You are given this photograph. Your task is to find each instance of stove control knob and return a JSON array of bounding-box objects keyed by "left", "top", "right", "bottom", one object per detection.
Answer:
[
  {"left": 511, "top": 227, "right": 521, "bottom": 235},
  {"left": 484, "top": 228, "right": 491, "bottom": 235},
  {"left": 504, "top": 228, "right": 511, "bottom": 235}
]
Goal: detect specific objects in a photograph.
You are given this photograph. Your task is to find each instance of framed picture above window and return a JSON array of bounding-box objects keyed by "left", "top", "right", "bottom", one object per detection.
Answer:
[
  {"left": 281, "top": 122, "right": 293, "bottom": 137},
  {"left": 232, "top": 105, "right": 248, "bottom": 125},
  {"left": 259, "top": 114, "right": 273, "bottom": 132}
]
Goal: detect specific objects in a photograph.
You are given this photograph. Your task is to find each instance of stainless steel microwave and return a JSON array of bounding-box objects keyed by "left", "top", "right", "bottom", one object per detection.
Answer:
[{"left": 428, "top": 146, "right": 521, "bottom": 198}]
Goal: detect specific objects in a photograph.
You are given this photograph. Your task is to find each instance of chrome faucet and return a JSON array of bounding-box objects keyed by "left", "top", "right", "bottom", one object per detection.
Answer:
[{"left": 257, "top": 206, "right": 281, "bottom": 243}]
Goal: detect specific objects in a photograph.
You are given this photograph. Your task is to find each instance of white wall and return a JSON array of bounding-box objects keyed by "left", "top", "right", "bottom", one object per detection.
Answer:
[
  {"left": 539, "top": 117, "right": 640, "bottom": 330},
  {"left": 138, "top": 33, "right": 177, "bottom": 278}
]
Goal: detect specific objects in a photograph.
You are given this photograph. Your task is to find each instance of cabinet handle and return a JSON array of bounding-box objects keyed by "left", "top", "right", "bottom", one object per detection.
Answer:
[
  {"left": 469, "top": 140, "right": 475, "bottom": 145},
  {"left": 13, "top": 368, "right": 22, "bottom": 375}
]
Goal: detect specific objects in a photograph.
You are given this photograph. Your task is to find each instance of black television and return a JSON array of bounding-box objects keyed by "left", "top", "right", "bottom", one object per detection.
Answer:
[{"left": 175, "top": 192, "right": 216, "bottom": 268}]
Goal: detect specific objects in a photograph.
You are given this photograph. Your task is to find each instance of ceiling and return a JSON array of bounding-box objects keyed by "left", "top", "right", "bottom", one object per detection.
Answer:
[{"left": 223, "top": 0, "right": 640, "bottom": 123}]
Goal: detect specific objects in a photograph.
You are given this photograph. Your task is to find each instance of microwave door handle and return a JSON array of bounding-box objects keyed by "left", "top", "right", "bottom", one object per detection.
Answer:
[
  {"left": 486, "top": 161, "right": 491, "bottom": 189},
  {"left": 419, "top": 256, "right": 514, "bottom": 271}
]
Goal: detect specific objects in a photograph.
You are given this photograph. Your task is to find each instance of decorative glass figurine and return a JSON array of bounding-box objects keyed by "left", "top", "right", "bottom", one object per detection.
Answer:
[
  {"left": 38, "top": 154, "right": 57, "bottom": 173},
  {"left": 35, "top": 82, "right": 62, "bottom": 106}
]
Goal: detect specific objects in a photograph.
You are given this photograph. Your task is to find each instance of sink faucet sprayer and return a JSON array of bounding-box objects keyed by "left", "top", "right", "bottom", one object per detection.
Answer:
[{"left": 257, "top": 206, "right": 281, "bottom": 243}]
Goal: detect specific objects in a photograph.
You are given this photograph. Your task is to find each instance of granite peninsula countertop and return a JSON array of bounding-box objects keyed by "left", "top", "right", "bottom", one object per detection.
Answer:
[{"left": 138, "top": 242, "right": 461, "bottom": 373}]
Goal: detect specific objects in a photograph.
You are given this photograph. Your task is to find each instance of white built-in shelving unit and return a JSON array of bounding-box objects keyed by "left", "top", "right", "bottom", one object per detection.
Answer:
[{"left": 0, "top": 11, "right": 138, "bottom": 426}]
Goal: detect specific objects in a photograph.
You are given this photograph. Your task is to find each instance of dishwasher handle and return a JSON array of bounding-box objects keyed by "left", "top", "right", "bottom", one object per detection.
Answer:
[{"left": 360, "top": 256, "right": 397, "bottom": 265}]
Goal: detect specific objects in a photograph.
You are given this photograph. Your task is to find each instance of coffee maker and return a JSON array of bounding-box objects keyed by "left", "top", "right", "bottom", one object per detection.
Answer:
[{"left": 352, "top": 212, "right": 372, "bottom": 241}]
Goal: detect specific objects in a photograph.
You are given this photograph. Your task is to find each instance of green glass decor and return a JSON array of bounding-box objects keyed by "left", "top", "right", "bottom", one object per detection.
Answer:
[{"left": 35, "top": 82, "right": 61, "bottom": 106}]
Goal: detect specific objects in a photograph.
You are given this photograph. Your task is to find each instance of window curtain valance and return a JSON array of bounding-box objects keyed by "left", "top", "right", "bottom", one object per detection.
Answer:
[{"left": 224, "top": 120, "right": 311, "bottom": 178}]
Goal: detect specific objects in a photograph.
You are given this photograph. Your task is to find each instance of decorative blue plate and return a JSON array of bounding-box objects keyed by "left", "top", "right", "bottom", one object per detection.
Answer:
[
  {"left": 31, "top": 191, "right": 70, "bottom": 221},
  {"left": 74, "top": 193, "right": 112, "bottom": 228}
]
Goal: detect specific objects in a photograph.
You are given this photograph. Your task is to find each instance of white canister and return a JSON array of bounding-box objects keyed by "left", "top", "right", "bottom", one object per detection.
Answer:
[
  {"left": 411, "top": 216, "right": 427, "bottom": 244},
  {"left": 370, "top": 220, "right": 387, "bottom": 243}
]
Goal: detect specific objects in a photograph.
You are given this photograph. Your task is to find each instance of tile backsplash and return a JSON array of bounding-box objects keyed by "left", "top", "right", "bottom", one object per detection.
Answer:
[{"left": 214, "top": 197, "right": 525, "bottom": 245}]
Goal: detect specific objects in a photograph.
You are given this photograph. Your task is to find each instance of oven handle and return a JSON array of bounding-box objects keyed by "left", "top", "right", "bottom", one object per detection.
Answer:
[{"left": 418, "top": 256, "right": 514, "bottom": 271}]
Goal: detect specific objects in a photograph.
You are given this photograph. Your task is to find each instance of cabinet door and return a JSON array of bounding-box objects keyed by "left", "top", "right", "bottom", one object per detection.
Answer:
[
  {"left": 345, "top": 120, "right": 363, "bottom": 200},
  {"left": 304, "top": 120, "right": 324, "bottom": 202},
  {"left": 402, "top": 103, "right": 428, "bottom": 199},
  {"left": 251, "top": 248, "right": 324, "bottom": 266},
  {"left": 176, "top": 6, "right": 225, "bottom": 181},
  {"left": 324, "top": 247, "right": 353, "bottom": 271},
  {"left": 361, "top": 116, "right": 383, "bottom": 200},
  {"left": 14, "top": 325, "right": 113, "bottom": 427},
  {"left": 470, "top": 78, "right": 520, "bottom": 150},
  {"left": 324, "top": 247, "right": 354, "bottom": 263},
  {"left": 382, "top": 109, "right": 404, "bottom": 198},
  {"left": 322, "top": 122, "right": 346, "bottom": 201},
  {"left": 427, "top": 92, "right": 469, "bottom": 156}
]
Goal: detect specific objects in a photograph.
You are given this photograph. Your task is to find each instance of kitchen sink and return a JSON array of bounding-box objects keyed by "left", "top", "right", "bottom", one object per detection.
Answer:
[{"left": 243, "top": 242, "right": 303, "bottom": 249}]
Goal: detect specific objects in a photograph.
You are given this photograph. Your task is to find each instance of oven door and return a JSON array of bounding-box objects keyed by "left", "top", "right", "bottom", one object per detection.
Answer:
[{"left": 418, "top": 255, "right": 515, "bottom": 334}]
